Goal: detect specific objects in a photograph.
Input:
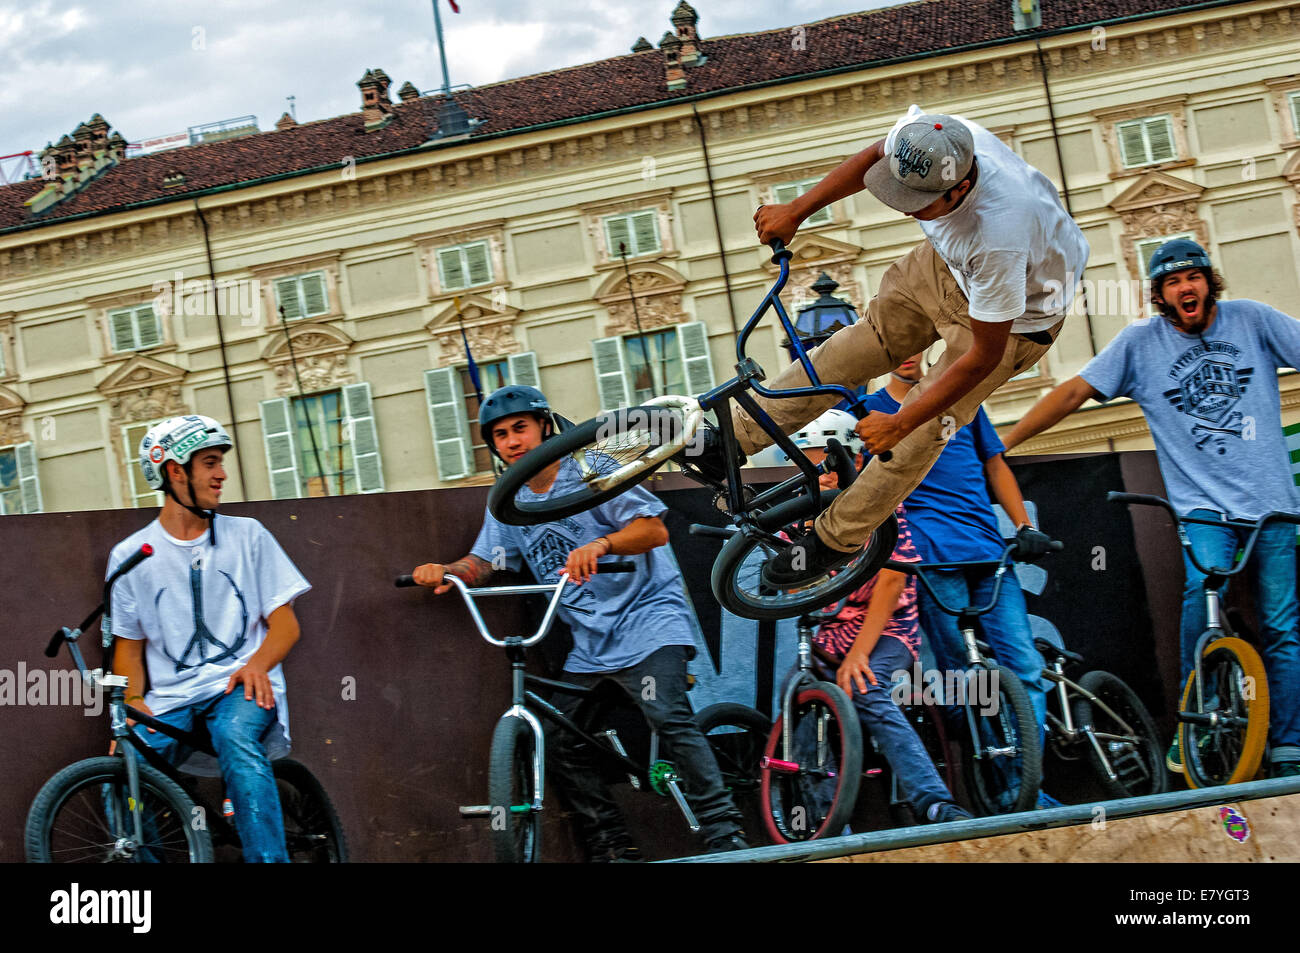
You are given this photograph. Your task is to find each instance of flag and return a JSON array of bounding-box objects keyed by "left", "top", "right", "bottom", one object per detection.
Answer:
[
  {"left": 454, "top": 296, "right": 482, "bottom": 403},
  {"left": 447, "top": 0, "right": 460, "bottom": 11}
]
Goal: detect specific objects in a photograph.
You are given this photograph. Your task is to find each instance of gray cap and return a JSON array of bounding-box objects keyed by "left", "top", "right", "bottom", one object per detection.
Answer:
[{"left": 863, "top": 114, "right": 975, "bottom": 213}]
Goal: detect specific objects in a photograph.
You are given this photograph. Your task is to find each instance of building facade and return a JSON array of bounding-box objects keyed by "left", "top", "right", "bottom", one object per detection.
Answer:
[{"left": 1, "top": 0, "right": 1298, "bottom": 513}]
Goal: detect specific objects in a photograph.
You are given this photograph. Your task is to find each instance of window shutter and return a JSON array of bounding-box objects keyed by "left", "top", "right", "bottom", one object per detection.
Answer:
[
  {"left": 259, "top": 398, "right": 302, "bottom": 499},
  {"left": 632, "top": 211, "right": 659, "bottom": 254},
  {"left": 424, "top": 367, "right": 473, "bottom": 481},
  {"left": 14, "top": 441, "right": 42, "bottom": 514},
  {"left": 1291, "top": 94, "right": 1300, "bottom": 138},
  {"left": 342, "top": 382, "right": 385, "bottom": 493},
  {"left": 1145, "top": 117, "right": 1176, "bottom": 163},
  {"left": 274, "top": 277, "right": 302, "bottom": 321},
  {"left": 465, "top": 243, "right": 492, "bottom": 286},
  {"left": 438, "top": 249, "right": 467, "bottom": 291},
  {"left": 1117, "top": 121, "right": 1147, "bottom": 167},
  {"left": 110, "top": 309, "right": 136, "bottom": 351},
  {"left": 135, "top": 306, "right": 162, "bottom": 348},
  {"left": 605, "top": 216, "right": 633, "bottom": 259},
  {"left": 772, "top": 184, "right": 799, "bottom": 205},
  {"left": 591, "top": 337, "right": 631, "bottom": 410},
  {"left": 301, "top": 273, "right": 328, "bottom": 317},
  {"left": 677, "top": 321, "right": 715, "bottom": 395},
  {"left": 508, "top": 351, "right": 541, "bottom": 388}
]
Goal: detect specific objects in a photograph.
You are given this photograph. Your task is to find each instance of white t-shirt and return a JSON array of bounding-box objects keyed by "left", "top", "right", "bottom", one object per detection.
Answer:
[
  {"left": 108, "top": 515, "right": 311, "bottom": 769},
  {"left": 883, "top": 105, "right": 1090, "bottom": 333}
]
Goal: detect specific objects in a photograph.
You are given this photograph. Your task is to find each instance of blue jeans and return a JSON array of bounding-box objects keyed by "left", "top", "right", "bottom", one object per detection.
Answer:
[
  {"left": 916, "top": 568, "right": 1048, "bottom": 736},
  {"left": 1180, "top": 510, "right": 1300, "bottom": 762},
  {"left": 816, "top": 636, "right": 955, "bottom": 818},
  {"left": 133, "top": 691, "right": 289, "bottom": 862}
]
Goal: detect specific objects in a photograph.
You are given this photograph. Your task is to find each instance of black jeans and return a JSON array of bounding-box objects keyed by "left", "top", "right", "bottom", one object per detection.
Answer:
[{"left": 547, "top": 646, "right": 743, "bottom": 850}]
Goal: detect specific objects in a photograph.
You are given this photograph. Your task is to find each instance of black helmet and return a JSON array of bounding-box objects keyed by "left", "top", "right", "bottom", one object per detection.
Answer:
[
  {"left": 1148, "top": 238, "right": 1212, "bottom": 284},
  {"left": 478, "top": 385, "right": 557, "bottom": 461}
]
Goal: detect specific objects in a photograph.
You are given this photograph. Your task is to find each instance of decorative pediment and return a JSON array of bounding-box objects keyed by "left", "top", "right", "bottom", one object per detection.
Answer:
[
  {"left": 1109, "top": 171, "right": 1203, "bottom": 213},
  {"left": 763, "top": 235, "right": 864, "bottom": 314},
  {"left": 261, "top": 324, "right": 355, "bottom": 396},
  {"left": 1109, "top": 171, "right": 1208, "bottom": 278},
  {"left": 95, "top": 355, "right": 187, "bottom": 424},
  {"left": 0, "top": 384, "right": 27, "bottom": 446},
  {"left": 426, "top": 294, "right": 522, "bottom": 365},
  {"left": 97, "top": 354, "right": 185, "bottom": 395},
  {"left": 595, "top": 263, "right": 688, "bottom": 336}
]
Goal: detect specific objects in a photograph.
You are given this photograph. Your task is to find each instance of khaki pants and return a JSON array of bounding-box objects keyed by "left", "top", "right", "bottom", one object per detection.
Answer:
[{"left": 732, "top": 241, "right": 1062, "bottom": 551}]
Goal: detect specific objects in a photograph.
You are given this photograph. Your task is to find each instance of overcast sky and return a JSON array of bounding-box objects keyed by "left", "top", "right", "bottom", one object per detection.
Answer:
[{"left": 1, "top": 0, "right": 897, "bottom": 163}]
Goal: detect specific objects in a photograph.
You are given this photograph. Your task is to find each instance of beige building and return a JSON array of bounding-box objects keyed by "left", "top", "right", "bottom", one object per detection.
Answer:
[{"left": 1, "top": 0, "right": 1298, "bottom": 513}]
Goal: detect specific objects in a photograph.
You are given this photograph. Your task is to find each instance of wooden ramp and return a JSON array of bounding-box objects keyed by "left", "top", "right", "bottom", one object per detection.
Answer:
[{"left": 664, "top": 777, "right": 1300, "bottom": 863}]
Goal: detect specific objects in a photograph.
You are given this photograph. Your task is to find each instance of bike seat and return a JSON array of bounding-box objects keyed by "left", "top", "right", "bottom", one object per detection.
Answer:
[{"left": 1033, "top": 636, "right": 1083, "bottom": 665}]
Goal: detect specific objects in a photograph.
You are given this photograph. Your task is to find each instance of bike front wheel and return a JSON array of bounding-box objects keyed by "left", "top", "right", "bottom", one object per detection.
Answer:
[
  {"left": 488, "top": 715, "right": 542, "bottom": 863},
  {"left": 1180, "top": 636, "right": 1269, "bottom": 789},
  {"left": 25, "top": 755, "right": 213, "bottom": 863},
  {"left": 272, "top": 758, "right": 349, "bottom": 863},
  {"left": 695, "top": 702, "right": 772, "bottom": 844},
  {"left": 1070, "top": 670, "right": 1166, "bottom": 799},
  {"left": 760, "top": 681, "right": 863, "bottom": 843},
  {"left": 487, "top": 398, "right": 701, "bottom": 526},
  {"left": 961, "top": 664, "right": 1042, "bottom": 815},
  {"left": 711, "top": 491, "right": 899, "bottom": 621}
]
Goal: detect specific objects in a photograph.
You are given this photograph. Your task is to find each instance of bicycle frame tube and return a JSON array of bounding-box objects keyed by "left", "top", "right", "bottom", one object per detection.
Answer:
[{"left": 523, "top": 690, "right": 645, "bottom": 778}]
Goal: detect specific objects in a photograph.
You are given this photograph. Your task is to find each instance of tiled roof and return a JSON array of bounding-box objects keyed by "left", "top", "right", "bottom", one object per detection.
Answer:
[{"left": 0, "top": 0, "right": 1242, "bottom": 233}]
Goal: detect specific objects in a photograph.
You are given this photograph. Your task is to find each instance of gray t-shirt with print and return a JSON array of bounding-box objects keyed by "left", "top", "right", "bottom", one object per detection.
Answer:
[
  {"left": 1079, "top": 300, "right": 1300, "bottom": 519},
  {"left": 472, "top": 460, "right": 696, "bottom": 673}
]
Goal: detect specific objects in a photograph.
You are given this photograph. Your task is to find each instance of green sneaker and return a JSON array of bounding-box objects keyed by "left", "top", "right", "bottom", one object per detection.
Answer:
[
  {"left": 1274, "top": 762, "right": 1300, "bottom": 778},
  {"left": 1166, "top": 736, "right": 1184, "bottom": 774}
]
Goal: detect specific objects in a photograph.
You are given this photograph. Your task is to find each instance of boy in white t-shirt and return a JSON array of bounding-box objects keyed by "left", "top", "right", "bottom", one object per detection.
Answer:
[
  {"left": 717, "top": 105, "right": 1088, "bottom": 588},
  {"left": 109, "top": 415, "right": 311, "bottom": 862}
]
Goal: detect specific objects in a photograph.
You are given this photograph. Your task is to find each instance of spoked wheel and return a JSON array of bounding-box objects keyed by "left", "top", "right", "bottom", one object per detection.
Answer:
[
  {"left": 711, "top": 490, "right": 899, "bottom": 620},
  {"left": 272, "top": 759, "right": 349, "bottom": 863},
  {"left": 488, "top": 715, "right": 542, "bottom": 863},
  {"left": 487, "top": 398, "right": 702, "bottom": 526},
  {"left": 1069, "top": 671, "right": 1166, "bottom": 799},
  {"left": 961, "top": 664, "right": 1042, "bottom": 815},
  {"left": 25, "top": 756, "right": 213, "bottom": 863},
  {"left": 760, "top": 681, "right": 862, "bottom": 843},
  {"left": 1180, "top": 636, "right": 1269, "bottom": 789},
  {"left": 695, "top": 702, "right": 772, "bottom": 844}
]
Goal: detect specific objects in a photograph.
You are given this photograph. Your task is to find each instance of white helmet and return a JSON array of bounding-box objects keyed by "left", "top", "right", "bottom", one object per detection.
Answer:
[
  {"left": 139, "top": 415, "right": 233, "bottom": 490},
  {"left": 791, "top": 409, "right": 861, "bottom": 454}
]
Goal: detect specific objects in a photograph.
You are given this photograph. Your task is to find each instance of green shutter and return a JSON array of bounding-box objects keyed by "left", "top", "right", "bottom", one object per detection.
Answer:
[
  {"left": 424, "top": 367, "right": 473, "bottom": 481},
  {"left": 465, "top": 242, "right": 492, "bottom": 286},
  {"left": 135, "top": 306, "right": 162, "bottom": 348},
  {"left": 631, "top": 211, "right": 659, "bottom": 254},
  {"left": 301, "top": 273, "right": 328, "bottom": 317},
  {"left": 605, "top": 216, "right": 633, "bottom": 259},
  {"left": 259, "top": 398, "right": 302, "bottom": 499},
  {"left": 772, "top": 184, "right": 800, "bottom": 205},
  {"left": 1117, "top": 121, "right": 1148, "bottom": 167},
  {"left": 274, "top": 277, "right": 302, "bottom": 321},
  {"left": 508, "top": 351, "right": 540, "bottom": 388},
  {"left": 1145, "top": 117, "right": 1175, "bottom": 163},
  {"left": 592, "top": 337, "right": 631, "bottom": 410},
  {"left": 14, "top": 441, "right": 42, "bottom": 514},
  {"left": 342, "top": 382, "right": 384, "bottom": 493},
  {"left": 676, "top": 322, "right": 715, "bottom": 395},
  {"left": 109, "top": 309, "right": 136, "bottom": 351},
  {"left": 438, "top": 248, "right": 467, "bottom": 291}
]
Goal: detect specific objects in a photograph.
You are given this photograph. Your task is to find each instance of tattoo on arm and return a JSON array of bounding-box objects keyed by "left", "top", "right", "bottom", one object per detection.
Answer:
[{"left": 444, "top": 555, "right": 494, "bottom": 586}]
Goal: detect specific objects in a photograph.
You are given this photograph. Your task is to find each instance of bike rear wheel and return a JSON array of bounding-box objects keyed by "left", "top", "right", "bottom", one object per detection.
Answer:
[
  {"left": 695, "top": 702, "right": 772, "bottom": 844},
  {"left": 487, "top": 399, "right": 700, "bottom": 526},
  {"left": 962, "top": 664, "right": 1042, "bottom": 815},
  {"left": 488, "top": 715, "right": 542, "bottom": 863},
  {"left": 1070, "top": 670, "right": 1166, "bottom": 799},
  {"left": 711, "top": 491, "right": 899, "bottom": 621},
  {"left": 272, "top": 758, "right": 349, "bottom": 863},
  {"left": 760, "top": 681, "right": 862, "bottom": 843},
  {"left": 1180, "top": 636, "right": 1269, "bottom": 788},
  {"left": 25, "top": 755, "right": 213, "bottom": 863}
]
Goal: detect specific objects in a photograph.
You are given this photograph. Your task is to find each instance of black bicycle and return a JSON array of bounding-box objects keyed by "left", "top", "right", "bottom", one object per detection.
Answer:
[
  {"left": 486, "top": 238, "right": 897, "bottom": 621},
  {"left": 26, "top": 546, "right": 347, "bottom": 863},
  {"left": 396, "top": 564, "right": 770, "bottom": 862}
]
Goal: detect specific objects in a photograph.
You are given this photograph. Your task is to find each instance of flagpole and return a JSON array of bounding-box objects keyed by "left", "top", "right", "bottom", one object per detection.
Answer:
[{"left": 431, "top": 0, "right": 452, "bottom": 95}]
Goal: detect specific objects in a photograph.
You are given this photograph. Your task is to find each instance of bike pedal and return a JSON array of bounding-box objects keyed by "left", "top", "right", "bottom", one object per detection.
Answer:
[
  {"left": 760, "top": 756, "right": 799, "bottom": 775},
  {"left": 458, "top": 805, "right": 493, "bottom": 818}
]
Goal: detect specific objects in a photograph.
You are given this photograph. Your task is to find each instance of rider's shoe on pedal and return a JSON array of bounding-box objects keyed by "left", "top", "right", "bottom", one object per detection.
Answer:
[
  {"left": 1166, "top": 737, "right": 1184, "bottom": 774},
  {"left": 704, "top": 831, "right": 751, "bottom": 853},
  {"left": 1273, "top": 762, "right": 1300, "bottom": 778},
  {"left": 926, "top": 801, "right": 972, "bottom": 823},
  {"left": 678, "top": 421, "right": 745, "bottom": 485},
  {"left": 590, "top": 843, "right": 645, "bottom": 863},
  {"left": 761, "top": 525, "right": 859, "bottom": 588}
]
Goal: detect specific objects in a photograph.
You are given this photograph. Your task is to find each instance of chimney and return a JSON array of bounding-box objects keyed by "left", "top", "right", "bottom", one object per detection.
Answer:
[
  {"left": 87, "top": 113, "right": 111, "bottom": 154},
  {"left": 660, "top": 32, "right": 685, "bottom": 92},
  {"left": 397, "top": 81, "right": 420, "bottom": 103},
  {"left": 275, "top": 112, "right": 298, "bottom": 131},
  {"left": 671, "top": 1, "right": 704, "bottom": 66},
  {"left": 106, "top": 131, "right": 127, "bottom": 162},
  {"left": 631, "top": 36, "right": 653, "bottom": 53},
  {"left": 73, "top": 122, "right": 94, "bottom": 169},
  {"left": 358, "top": 68, "right": 395, "bottom": 130},
  {"left": 52, "top": 134, "right": 78, "bottom": 177}
]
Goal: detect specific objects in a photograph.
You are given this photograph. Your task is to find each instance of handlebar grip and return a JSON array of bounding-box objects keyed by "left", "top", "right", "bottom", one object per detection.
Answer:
[
  {"left": 394, "top": 574, "right": 417, "bottom": 588},
  {"left": 1049, "top": 540, "right": 1064, "bottom": 551},
  {"left": 690, "top": 524, "right": 737, "bottom": 540},
  {"left": 768, "top": 238, "right": 786, "bottom": 254},
  {"left": 844, "top": 400, "right": 893, "bottom": 463}
]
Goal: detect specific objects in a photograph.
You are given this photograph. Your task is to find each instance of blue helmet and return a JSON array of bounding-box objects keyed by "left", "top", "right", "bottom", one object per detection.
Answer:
[
  {"left": 1147, "top": 238, "right": 1212, "bottom": 284},
  {"left": 478, "top": 385, "right": 557, "bottom": 460}
]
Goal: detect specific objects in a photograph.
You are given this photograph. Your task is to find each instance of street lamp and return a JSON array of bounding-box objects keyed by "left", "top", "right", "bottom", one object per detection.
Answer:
[{"left": 782, "top": 272, "right": 859, "bottom": 363}]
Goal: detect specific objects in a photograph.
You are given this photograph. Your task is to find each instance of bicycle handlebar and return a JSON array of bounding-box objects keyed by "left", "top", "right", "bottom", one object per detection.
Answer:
[
  {"left": 887, "top": 538, "right": 1062, "bottom": 619},
  {"left": 45, "top": 544, "right": 155, "bottom": 659}
]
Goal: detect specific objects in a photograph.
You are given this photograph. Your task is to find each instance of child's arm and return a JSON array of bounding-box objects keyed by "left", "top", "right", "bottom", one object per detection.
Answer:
[{"left": 837, "top": 569, "right": 907, "bottom": 697}]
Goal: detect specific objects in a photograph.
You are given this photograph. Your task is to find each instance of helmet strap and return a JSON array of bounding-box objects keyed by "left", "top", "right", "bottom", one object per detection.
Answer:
[{"left": 163, "top": 462, "right": 218, "bottom": 546}]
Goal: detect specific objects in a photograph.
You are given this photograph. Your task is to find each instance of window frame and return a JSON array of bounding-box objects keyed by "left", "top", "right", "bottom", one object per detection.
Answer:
[
  {"left": 107, "top": 304, "right": 164, "bottom": 353},
  {"left": 772, "top": 178, "right": 833, "bottom": 226},
  {"left": 1116, "top": 115, "right": 1178, "bottom": 169},
  {"left": 603, "top": 210, "right": 662, "bottom": 259},
  {"left": 272, "top": 271, "right": 330, "bottom": 322},
  {"left": 436, "top": 240, "right": 495, "bottom": 293}
]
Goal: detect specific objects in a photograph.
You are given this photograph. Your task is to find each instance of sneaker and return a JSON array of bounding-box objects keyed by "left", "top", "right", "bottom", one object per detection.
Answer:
[
  {"left": 676, "top": 421, "right": 744, "bottom": 485},
  {"left": 926, "top": 802, "right": 972, "bottom": 823},
  {"left": 760, "top": 525, "right": 859, "bottom": 588},
  {"left": 1036, "top": 791, "right": 1063, "bottom": 809},
  {"left": 590, "top": 844, "right": 644, "bottom": 863},
  {"left": 1273, "top": 762, "right": 1300, "bottom": 778},
  {"left": 1166, "top": 736, "right": 1184, "bottom": 774},
  {"left": 704, "top": 832, "right": 751, "bottom": 853}
]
